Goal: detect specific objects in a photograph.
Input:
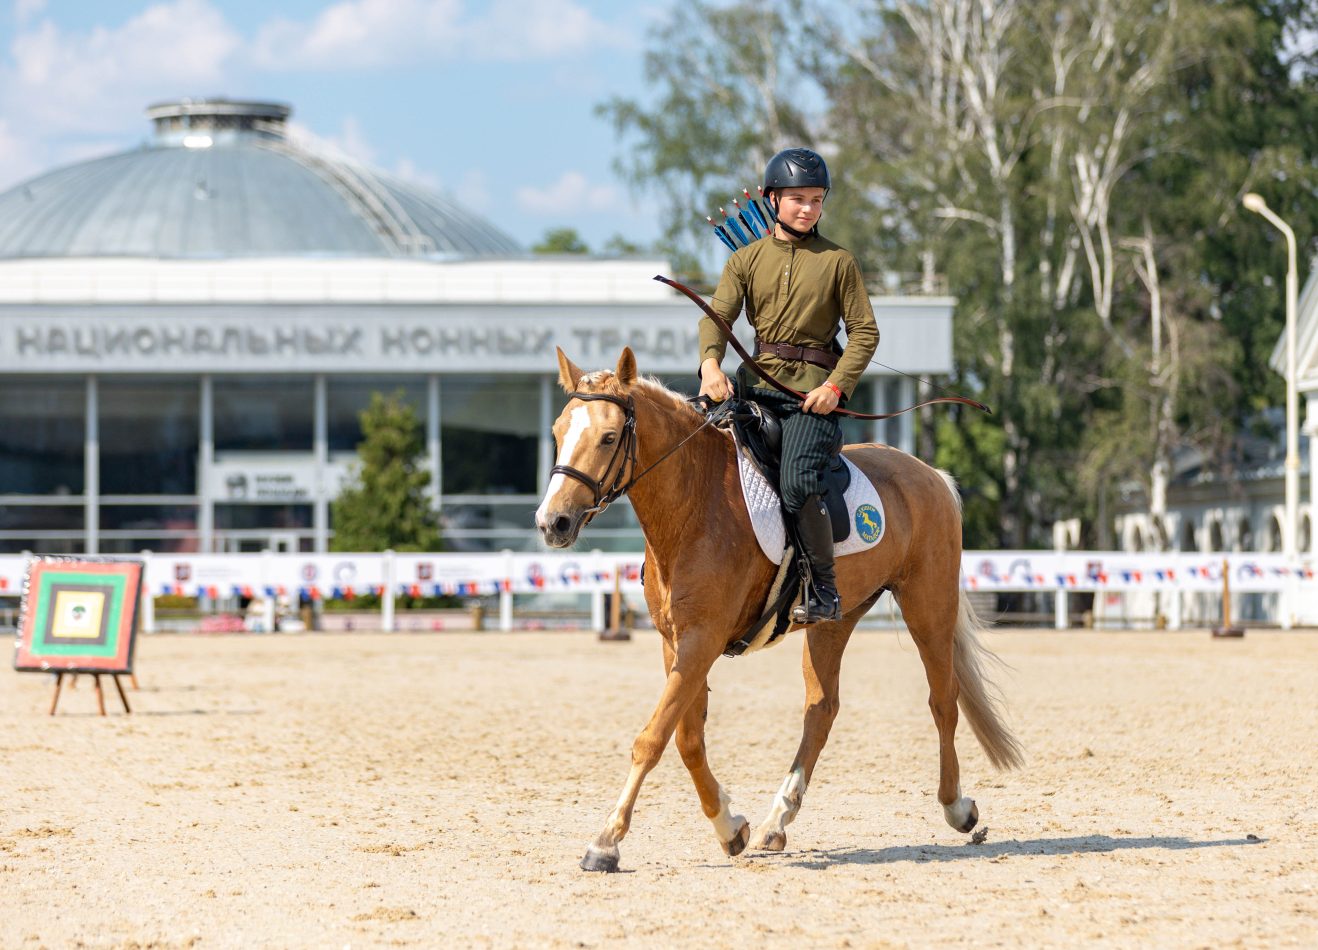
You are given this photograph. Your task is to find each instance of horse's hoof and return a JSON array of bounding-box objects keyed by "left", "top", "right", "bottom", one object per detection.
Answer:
[
  {"left": 721, "top": 817, "right": 750, "bottom": 857},
  {"left": 944, "top": 797, "right": 979, "bottom": 834},
  {"left": 749, "top": 827, "right": 786, "bottom": 852},
  {"left": 580, "top": 844, "right": 620, "bottom": 873}
]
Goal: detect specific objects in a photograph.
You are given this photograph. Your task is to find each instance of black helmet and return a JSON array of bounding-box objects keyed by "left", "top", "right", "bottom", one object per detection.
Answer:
[{"left": 763, "top": 148, "right": 830, "bottom": 191}]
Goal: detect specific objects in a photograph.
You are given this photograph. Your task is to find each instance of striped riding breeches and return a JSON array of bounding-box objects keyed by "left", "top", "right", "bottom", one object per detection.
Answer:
[{"left": 741, "top": 385, "right": 842, "bottom": 514}]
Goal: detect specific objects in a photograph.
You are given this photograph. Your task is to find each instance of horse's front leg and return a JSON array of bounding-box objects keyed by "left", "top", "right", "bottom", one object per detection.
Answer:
[
  {"left": 666, "top": 637, "right": 750, "bottom": 858},
  {"left": 580, "top": 637, "right": 724, "bottom": 873},
  {"left": 749, "top": 618, "right": 855, "bottom": 852}
]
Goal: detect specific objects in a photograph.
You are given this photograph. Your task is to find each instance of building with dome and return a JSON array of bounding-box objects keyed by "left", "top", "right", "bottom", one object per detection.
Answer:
[{"left": 0, "top": 98, "right": 955, "bottom": 555}]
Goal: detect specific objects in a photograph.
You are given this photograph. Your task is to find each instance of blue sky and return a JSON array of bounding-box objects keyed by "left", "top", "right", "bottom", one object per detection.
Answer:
[{"left": 0, "top": 0, "right": 673, "bottom": 251}]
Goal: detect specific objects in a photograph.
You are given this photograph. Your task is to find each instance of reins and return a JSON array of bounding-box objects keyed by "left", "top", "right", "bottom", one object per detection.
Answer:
[{"left": 654, "top": 274, "right": 993, "bottom": 420}]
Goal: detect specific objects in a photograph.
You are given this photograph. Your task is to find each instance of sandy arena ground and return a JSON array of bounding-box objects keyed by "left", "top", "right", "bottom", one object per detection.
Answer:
[{"left": 2, "top": 627, "right": 1315, "bottom": 948}]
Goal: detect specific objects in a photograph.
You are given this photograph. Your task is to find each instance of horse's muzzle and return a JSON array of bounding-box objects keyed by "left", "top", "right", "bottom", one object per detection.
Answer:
[{"left": 536, "top": 508, "right": 584, "bottom": 548}]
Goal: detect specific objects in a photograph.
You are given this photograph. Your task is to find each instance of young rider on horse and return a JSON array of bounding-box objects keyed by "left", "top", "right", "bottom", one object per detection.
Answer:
[{"left": 698, "top": 147, "right": 879, "bottom": 624}]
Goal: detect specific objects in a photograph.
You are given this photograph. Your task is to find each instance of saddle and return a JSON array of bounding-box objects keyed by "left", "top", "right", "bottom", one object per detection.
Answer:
[
  {"left": 689, "top": 396, "right": 853, "bottom": 657},
  {"left": 728, "top": 401, "right": 852, "bottom": 542}
]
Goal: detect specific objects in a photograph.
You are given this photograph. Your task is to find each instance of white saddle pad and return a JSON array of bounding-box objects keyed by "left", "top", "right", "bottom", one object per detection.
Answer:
[{"left": 735, "top": 435, "right": 886, "bottom": 565}]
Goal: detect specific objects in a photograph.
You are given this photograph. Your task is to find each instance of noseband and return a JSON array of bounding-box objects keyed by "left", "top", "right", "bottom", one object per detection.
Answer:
[{"left": 550, "top": 392, "right": 638, "bottom": 517}]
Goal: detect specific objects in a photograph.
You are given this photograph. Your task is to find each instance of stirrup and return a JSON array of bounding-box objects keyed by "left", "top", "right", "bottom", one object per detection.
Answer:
[{"left": 791, "top": 589, "right": 841, "bottom": 625}]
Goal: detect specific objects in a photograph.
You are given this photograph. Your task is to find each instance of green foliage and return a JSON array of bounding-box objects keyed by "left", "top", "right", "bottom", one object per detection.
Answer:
[
  {"left": 331, "top": 392, "right": 442, "bottom": 553},
  {"left": 596, "top": 0, "right": 814, "bottom": 273},
  {"left": 604, "top": 0, "right": 1318, "bottom": 548},
  {"left": 601, "top": 234, "right": 646, "bottom": 256},
  {"left": 533, "top": 227, "right": 590, "bottom": 254}
]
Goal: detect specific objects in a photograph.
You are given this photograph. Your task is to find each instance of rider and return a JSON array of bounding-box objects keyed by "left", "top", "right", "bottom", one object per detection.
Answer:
[{"left": 697, "top": 147, "right": 879, "bottom": 624}]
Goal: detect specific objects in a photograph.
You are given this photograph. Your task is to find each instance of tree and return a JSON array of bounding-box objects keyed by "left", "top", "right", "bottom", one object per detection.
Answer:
[
  {"left": 331, "top": 392, "right": 441, "bottom": 552},
  {"left": 597, "top": 0, "right": 815, "bottom": 279},
  {"left": 601, "top": 233, "right": 646, "bottom": 256},
  {"left": 533, "top": 228, "right": 590, "bottom": 254},
  {"left": 602, "top": 0, "right": 1318, "bottom": 548}
]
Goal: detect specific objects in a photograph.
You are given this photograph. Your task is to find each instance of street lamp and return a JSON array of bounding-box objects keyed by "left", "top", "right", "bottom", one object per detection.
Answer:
[{"left": 1243, "top": 192, "right": 1299, "bottom": 628}]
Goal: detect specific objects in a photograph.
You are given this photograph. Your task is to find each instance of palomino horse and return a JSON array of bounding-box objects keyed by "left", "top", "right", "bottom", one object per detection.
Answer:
[{"left": 536, "top": 347, "right": 1023, "bottom": 872}]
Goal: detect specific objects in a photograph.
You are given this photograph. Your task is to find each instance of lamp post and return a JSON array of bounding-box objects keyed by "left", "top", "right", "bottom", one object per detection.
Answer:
[{"left": 1243, "top": 192, "right": 1299, "bottom": 629}]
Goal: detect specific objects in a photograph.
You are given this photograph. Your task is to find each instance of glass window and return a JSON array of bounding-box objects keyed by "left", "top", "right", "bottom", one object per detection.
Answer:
[
  {"left": 99, "top": 378, "right": 199, "bottom": 494},
  {"left": 100, "top": 505, "right": 198, "bottom": 532},
  {"left": 441, "top": 376, "right": 539, "bottom": 495},
  {"left": 100, "top": 536, "right": 199, "bottom": 554},
  {"left": 214, "top": 504, "right": 313, "bottom": 530},
  {"left": 0, "top": 537, "right": 82, "bottom": 555},
  {"left": 0, "top": 504, "right": 84, "bottom": 531},
  {"left": 328, "top": 376, "right": 427, "bottom": 453},
  {"left": 0, "top": 378, "right": 85, "bottom": 495},
  {"left": 214, "top": 377, "right": 313, "bottom": 452}
]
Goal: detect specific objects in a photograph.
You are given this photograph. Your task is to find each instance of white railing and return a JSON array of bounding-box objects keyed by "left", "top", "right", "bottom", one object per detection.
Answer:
[{"left": 1, "top": 550, "right": 1313, "bottom": 632}]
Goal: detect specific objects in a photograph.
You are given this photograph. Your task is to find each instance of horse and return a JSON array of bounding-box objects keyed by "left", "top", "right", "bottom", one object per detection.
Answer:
[{"left": 535, "top": 346, "right": 1024, "bottom": 873}]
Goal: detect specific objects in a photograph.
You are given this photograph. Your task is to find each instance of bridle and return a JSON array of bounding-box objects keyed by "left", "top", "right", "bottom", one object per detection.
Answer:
[
  {"left": 549, "top": 392, "right": 638, "bottom": 518},
  {"left": 549, "top": 389, "right": 728, "bottom": 519}
]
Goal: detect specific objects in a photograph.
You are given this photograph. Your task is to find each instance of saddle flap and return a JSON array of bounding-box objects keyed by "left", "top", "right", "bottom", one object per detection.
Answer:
[
  {"left": 821, "top": 453, "right": 852, "bottom": 543},
  {"left": 729, "top": 400, "right": 782, "bottom": 485}
]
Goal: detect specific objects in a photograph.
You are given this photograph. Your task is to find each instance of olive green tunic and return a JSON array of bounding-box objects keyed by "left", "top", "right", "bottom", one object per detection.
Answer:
[{"left": 700, "top": 233, "right": 879, "bottom": 398}]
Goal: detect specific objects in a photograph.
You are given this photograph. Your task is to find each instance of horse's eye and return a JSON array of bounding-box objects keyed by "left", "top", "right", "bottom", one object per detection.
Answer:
[{"left": 602, "top": 432, "right": 617, "bottom": 445}]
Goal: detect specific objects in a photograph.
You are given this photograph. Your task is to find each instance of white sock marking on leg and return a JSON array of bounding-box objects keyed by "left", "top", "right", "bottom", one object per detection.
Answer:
[
  {"left": 765, "top": 767, "right": 807, "bottom": 834},
  {"left": 710, "top": 786, "right": 742, "bottom": 842}
]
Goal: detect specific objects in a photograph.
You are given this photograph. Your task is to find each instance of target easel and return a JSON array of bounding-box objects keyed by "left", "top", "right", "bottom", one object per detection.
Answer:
[{"left": 13, "top": 557, "right": 144, "bottom": 716}]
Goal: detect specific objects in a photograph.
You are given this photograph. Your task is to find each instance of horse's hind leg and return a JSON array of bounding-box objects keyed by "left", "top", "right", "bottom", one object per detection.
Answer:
[
  {"left": 749, "top": 616, "right": 856, "bottom": 852},
  {"left": 897, "top": 585, "right": 978, "bottom": 833}
]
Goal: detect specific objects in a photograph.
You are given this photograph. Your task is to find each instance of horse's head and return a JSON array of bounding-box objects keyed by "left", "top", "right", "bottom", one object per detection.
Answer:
[{"left": 535, "top": 346, "right": 639, "bottom": 548}]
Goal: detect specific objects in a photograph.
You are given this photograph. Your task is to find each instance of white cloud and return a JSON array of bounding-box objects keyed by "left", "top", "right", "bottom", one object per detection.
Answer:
[
  {"left": 393, "top": 157, "right": 442, "bottom": 193},
  {"left": 252, "top": 0, "right": 462, "bottom": 70},
  {"left": 286, "top": 117, "right": 378, "bottom": 166},
  {"left": 0, "top": 1, "right": 242, "bottom": 190},
  {"left": 3, "top": 0, "right": 241, "bottom": 137},
  {"left": 516, "top": 171, "right": 618, "bottom": 215},
  {"left": 13, "top": 0, "right": 46, "bottom": 25},
  {"left": 0, "top": 118, "right": 44, "bottom": 191},
  {"left": 251, "top": 0, "right": 633, "bottom": 70}
]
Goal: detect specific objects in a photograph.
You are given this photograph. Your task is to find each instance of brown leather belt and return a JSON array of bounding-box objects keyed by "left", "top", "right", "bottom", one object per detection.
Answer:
[{"left": 755, "top": 340, "right": 839, "bottom": 370}]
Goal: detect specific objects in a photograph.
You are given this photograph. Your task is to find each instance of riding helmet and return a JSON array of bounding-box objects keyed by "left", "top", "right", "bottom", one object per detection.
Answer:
[{"left": 763, "top": 148, "right": 831, "bottom": 192}]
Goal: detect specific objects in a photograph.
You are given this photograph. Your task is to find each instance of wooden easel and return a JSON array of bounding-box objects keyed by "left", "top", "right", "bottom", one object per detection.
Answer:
[{"left": 49, "top": 672, "right": 132, "bottom": 716}]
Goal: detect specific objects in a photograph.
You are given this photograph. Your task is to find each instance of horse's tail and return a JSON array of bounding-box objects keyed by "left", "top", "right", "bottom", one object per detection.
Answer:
[
  {"left": 952, "top": 592, "right": 1025, "bottom": 770},
  {"left": 935, "top": 468, "right": 1025, "bottom": 772}
]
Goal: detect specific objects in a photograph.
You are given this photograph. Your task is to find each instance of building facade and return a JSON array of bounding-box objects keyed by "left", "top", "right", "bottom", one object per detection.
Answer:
[{"left": 0, "top": 99, "right": 955, "bottom": 555}]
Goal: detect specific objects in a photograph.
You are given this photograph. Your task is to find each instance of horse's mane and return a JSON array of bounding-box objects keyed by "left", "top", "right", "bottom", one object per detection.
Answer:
[
  {"left": 631, "top": 375, "right": 704, "bottom": 422},
  {"left": 581, "top": 371, "right": 705, "bottom": 425}
]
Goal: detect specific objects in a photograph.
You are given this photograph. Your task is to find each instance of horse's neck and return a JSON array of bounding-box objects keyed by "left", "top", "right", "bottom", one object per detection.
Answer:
[{"left": 626, "top": 394, "right": 736, "bottom": 562}]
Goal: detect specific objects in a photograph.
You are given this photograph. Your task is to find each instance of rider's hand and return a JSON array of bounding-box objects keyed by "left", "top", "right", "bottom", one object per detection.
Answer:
[
  {"left": 802, "top": 382, "right": 841, "bottom": 415},
  {"left": 699, "top": 358, "right": 733, "bottom": 402}
]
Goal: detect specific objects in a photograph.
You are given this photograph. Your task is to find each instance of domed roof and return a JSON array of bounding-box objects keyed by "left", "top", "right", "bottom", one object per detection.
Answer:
[{"left": 0, "top": 99, "right": 523, "bottom": 260}]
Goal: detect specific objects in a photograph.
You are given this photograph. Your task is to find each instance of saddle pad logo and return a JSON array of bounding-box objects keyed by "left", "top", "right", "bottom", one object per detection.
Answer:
[{"left": 854, "top": 504, "right": 883, "bottom": 544}]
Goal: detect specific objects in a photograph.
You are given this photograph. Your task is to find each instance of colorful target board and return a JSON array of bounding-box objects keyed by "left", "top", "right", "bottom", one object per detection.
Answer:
[{"left": 14, "top": 558, "right": 144, "bottom": 674}]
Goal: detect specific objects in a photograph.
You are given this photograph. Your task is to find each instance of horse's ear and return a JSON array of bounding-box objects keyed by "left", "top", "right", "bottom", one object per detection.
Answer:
[
  {"left": 616, "top": 347, "right": 637, "bottom": 387},
  {"left": 556, "top": 347, "right": 584, "bottom": 393}
]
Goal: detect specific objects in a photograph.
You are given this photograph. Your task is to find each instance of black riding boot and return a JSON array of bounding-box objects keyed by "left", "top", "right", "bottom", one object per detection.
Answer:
[{"left": 790, "top": 494, "right": 842, "bottom": 624}]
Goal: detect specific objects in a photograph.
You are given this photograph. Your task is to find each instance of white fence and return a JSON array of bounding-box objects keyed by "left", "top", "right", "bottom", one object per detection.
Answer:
[{"left": 1, "top": 550, "right": 1313, "bottom": 632}]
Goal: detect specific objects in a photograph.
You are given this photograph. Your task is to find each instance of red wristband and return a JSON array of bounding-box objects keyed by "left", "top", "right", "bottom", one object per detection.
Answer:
[{"left": 824, "top": 381, "right": 843, "bottom": 398}]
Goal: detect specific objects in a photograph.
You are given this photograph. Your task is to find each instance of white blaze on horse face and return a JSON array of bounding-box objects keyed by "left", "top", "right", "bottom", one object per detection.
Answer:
[{"left": 536, "top": 405, "right": 592, "bottom": 525}]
